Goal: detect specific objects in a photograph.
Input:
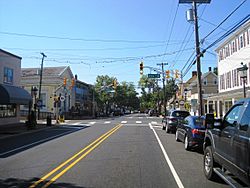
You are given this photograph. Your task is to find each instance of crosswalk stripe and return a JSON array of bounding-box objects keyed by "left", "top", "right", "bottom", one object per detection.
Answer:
[
  {"left": 72, "top": 122, "right": 82, "bottom": 125},
  {"left": 104, "top": 121, "right": 111, "bottom": 124},
  {"left": 151, "top": 121, "right": 157, "bottom": 124},
  {"left": 121, "top": 121, "right": 127, "bottom": 124},
  {"left": 136, "top": 121, "right": 142, "bottom": 124}
]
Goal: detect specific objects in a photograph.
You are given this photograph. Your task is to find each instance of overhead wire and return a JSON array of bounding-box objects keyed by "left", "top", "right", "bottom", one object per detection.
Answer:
[
  {"left": 181, "top": 1, "right": 249, "bottom": 79},
  {"left": 161, "top": 1, "right": 180, "bottom": 63},
  {"left": 0, "top": 31, "right": 165, "bottom": 44}
]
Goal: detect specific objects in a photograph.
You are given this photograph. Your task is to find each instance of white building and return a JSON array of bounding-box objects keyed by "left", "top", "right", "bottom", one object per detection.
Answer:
[{"left": 207, "top": 19, "right": 250, "bottom": 117}]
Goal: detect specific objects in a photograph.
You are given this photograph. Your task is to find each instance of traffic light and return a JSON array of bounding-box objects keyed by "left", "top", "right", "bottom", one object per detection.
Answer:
[
  {"left": 140, "top": 62, "right": 143, "bottom": 75},
  {"left": 166, "top": 70, "right": 170, "bottom": 79},
  {"left": 63, "top": 77, "right": 67, "bottom": 86},
  {"left": 71, "top": 78, "right": 75, "bottom": 87},
  {"left": 175, "top": 70, "right": 179, "bottom": 79},
  {"left": 113, "top": 79, "right": 117, "bottom": 89}
]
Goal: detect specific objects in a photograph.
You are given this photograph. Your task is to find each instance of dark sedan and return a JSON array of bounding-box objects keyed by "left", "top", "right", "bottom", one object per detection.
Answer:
[
  {"left": 175, "top": 116, "right": 206, "bottom": 151},
  {"left": 162, "top": 110, "right": 190, "bottom": 133}
]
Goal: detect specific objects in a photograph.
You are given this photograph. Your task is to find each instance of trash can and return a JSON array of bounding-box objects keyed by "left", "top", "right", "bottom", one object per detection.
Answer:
[{"left": 47, "top": 115, "right": 52, "bottom": 126}]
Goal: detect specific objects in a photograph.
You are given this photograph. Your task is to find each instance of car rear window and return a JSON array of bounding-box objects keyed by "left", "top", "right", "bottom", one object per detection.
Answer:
[
  {"left": 192, "top": 117, "right": 205, "bottom": 127},
  {"left": 172, "top": 111, "right": 190, "bottom": 118}
]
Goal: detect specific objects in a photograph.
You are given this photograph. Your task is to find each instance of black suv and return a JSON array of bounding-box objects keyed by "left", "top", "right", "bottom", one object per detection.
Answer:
[
  {"left": 162, "top": 110, "right": 190, "bottom": 133},
  {"left": 203, "top": 98, "right": 250, "bottom": 187}
]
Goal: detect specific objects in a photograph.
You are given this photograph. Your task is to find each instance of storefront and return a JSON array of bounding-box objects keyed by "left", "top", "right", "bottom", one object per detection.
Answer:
[{"left": 0, "top": 84, "right": 31, "bottom": 125}]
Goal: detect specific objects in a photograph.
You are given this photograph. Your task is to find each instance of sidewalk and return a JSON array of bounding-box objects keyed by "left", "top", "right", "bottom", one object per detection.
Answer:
[{"left": 0, "top": 120, "right": 56, "bottom": 140}]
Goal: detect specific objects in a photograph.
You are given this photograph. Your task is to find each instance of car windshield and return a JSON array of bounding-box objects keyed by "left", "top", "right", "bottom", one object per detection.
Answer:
[{"left": 172, "top": 111, "right": 190, "bottom": 118}]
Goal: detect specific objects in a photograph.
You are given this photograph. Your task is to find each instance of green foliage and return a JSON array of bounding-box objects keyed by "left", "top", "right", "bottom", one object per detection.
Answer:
[
  {"left": 138, "top": 76, "right": 178, "bottom": 112},
  {"left": 94, "top": 75, "right": 140, "bottom": 113}
]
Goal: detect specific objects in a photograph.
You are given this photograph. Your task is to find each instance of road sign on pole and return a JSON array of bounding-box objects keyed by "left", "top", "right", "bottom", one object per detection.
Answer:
[{"left": 148, "top": 74, "right": 160, "bottom": 78}]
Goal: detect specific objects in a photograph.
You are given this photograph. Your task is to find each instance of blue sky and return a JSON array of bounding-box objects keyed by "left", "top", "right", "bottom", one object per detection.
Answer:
[{"left": 0, "top": 0, "right": 249, "bottom": 87}]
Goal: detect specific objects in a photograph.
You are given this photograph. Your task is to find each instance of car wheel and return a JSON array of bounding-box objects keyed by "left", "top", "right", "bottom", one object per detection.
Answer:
[
  {"left": 162, "top": 123, "right": 166, "bottom": 130},
  {"left": 184, "top": 135, "right": 190, "bottom": 150},
  {"left": 166, "top": 124, "right": 170, "bottom": 133},
  {"left": 175, "top": 131, "right": 180, "bottom": 142},
  {"left": 204, "top": 146, "right": 217, "bottom": 180}
]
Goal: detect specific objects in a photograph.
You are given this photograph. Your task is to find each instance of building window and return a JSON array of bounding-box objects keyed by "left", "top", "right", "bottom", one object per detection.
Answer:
[
  {"left": 3, "top": 67, "right": 14, "bottom": 84},
  {"left": 247, "top": 29, "right": 250, "bottom": 45},
  {"left": 240, "top": 35, "right": 244, "bottom": 49},
  {"left": 0, "top": 104, "right": 17, "bottom": 118},
  {"left": 203, "top": 78, "right": 207, "bottom": 85},
  {"left": 214, "top": 78, "right": 217, "bottom": 85},
  {"left": 40, "top": 93, "right": 47, "bottom": 109},
  {"left": 232, "top": 41, "right": 236, "bottom": 53}
]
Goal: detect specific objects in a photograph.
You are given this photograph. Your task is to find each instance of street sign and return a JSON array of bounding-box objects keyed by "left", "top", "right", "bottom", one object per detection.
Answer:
[
  {"left": 148, "top": 74, "right": 160, "bottom": 78},
  {"left": 36, "top": 100, "right": 42, "bottom": 108},
  {"left": 60, "top": 96, "right": 65, "bottom": 102},
  {"left": 179, "top": 100, "right": 185, "bottom": 106},
  {"left": 191, "top": 99, "right": 197, "bottom": 106}
]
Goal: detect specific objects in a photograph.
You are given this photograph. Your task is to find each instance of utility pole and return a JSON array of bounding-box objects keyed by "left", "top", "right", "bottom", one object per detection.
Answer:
[
  {"left": 193, "top": 1, "right": 203, "bottom": 116},
  {"left": 38, "top": 52, "right": 47, "bottom": 120},
  {"left": 157, "top": 63, "right": 168, "bottom": 117},
  {"left": 179, "top": 0, "right": 211, "bottom": 115}
]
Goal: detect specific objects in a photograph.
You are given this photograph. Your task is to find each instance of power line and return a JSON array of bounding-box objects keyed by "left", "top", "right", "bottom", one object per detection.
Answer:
[
  {"left": 201, "top": 0, "right": 248, "bottom": 42},
  {"left": 162, "top": 2, "right": 179, "bottom": 62},
  {"left": 0, "top": 31, "right": 166, "bottom": 44}
]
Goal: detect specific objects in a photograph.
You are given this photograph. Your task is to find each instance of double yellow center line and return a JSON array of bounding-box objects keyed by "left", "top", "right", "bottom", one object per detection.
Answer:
[{"left": 29, "top": 124, "right": 122, "bottom": 188}]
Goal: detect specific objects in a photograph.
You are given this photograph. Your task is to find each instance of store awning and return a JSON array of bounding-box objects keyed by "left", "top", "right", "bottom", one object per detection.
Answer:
[{"left": 0, "top": 84, "right": 32, "bottom": 105}]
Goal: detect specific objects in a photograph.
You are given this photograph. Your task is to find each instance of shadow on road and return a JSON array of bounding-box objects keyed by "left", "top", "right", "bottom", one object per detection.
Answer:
[
  {"left": 0, "top": 125, "right": 90, "bottom": 158},
  {"left": 0, "top": 178, "right": 90, "bottom": 188}
]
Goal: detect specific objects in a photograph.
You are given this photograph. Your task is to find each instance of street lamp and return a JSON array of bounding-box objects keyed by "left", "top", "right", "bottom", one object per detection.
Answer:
[{"left": 237, "top": 63, "right": 248, "bottom": 98}]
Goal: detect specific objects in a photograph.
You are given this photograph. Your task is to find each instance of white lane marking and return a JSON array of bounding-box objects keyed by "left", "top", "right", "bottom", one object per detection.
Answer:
[
  {"left": 72, "top": 122, "right": 82, "bottom": 125},
  {"left": 88, "top": 122, "right": 96, "bottom": 125},
  {"left": 136, "top": 121, "right": 142, "bottom": 124},
  {"left": 121, "top": 121, "right": 127, "bottom": 124},
  {"left": 138, "top": 117, "right": 143, "bottom": 119},
  {"left": 128, "top": 117, "right": 133, "bottom": 119},
  {"left": 104, "top": 121, "right": 111, "bottom": 124},
  {"left": 151, "top": 121, "right": 157, "bottom": 124},
  {"left": 149, "top": 123, "right": 184, "bottom": 188},
  {"left": 125, "top": 124, "right": 148, "bottom": 126},
  {"left": 0, "top": 129, "right": 78, "bottom": 157}
]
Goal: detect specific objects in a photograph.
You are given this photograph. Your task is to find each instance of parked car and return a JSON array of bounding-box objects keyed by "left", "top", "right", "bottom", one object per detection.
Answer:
[
  {"left": 203, "top": 98, "right": 250, "bottom": 187},
  {"left": 175, "top": 116, "right": 206, "bottom": 150},
  {"left": 162, "top": 110, "right": 190, "bottom": 133},
  {"left": 148, "top": 109, "right": 159, "bottom": 117}
]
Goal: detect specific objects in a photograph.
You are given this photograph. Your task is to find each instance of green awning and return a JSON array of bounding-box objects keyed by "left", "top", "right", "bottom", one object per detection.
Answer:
[{"left": 0, "top": 84, "right": 32, "bottom": 105}]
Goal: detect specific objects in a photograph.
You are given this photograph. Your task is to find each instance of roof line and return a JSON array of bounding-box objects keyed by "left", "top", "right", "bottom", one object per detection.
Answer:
[{"left": 0, "top": 49, "right": 22, "bottom": 59}]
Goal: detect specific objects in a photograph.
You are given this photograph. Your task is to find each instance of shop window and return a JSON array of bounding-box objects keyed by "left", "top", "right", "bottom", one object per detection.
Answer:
[
  {"left": 3, "top": 67, "right": 14, "bottom": 84},
  {"left": 0, "top": 104, "right": 17, "bottom": 118}
]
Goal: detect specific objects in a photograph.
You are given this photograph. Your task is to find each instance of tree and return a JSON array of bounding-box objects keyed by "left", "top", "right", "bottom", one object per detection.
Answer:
[{"left": 94, "top": 75, "right": 139, "bottom": 116}]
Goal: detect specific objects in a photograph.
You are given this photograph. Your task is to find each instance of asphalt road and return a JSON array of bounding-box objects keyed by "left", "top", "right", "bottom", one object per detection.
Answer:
[{"left": 0, "top": 113, "right": 229, "bottom": 188}]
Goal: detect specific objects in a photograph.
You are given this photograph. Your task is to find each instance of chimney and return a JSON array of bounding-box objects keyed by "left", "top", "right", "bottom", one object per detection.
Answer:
[
  {"left": 208, "top": 67, "right": 212, "bottom": 72},
  {"left": 192, "top": 71, "right": 197, "bottom": 77},
  {"left": 75, "top": 74, "right": 78, "bottom": 80}
]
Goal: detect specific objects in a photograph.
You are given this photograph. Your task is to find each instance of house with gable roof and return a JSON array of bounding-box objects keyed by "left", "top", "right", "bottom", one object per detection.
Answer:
[
  {"left": 21, "top": 66, "right": 75, "bottom": 117},
  {"left": 181, "top": 67, "right": 218, "bottom": 115}
]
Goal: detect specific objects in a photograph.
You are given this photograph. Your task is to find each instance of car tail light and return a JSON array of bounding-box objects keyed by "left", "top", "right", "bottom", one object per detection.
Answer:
[
  {"left": 170, "top": 117, "right": 177, "bottom": 122},
  {"left": 192, "top": 129, "right": 203, "bottom": 135}
]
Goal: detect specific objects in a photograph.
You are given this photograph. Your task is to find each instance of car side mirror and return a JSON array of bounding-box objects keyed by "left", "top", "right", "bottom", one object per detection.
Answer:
[{"left": 204, "top": 113, "right": 215, "bottom": 129}]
